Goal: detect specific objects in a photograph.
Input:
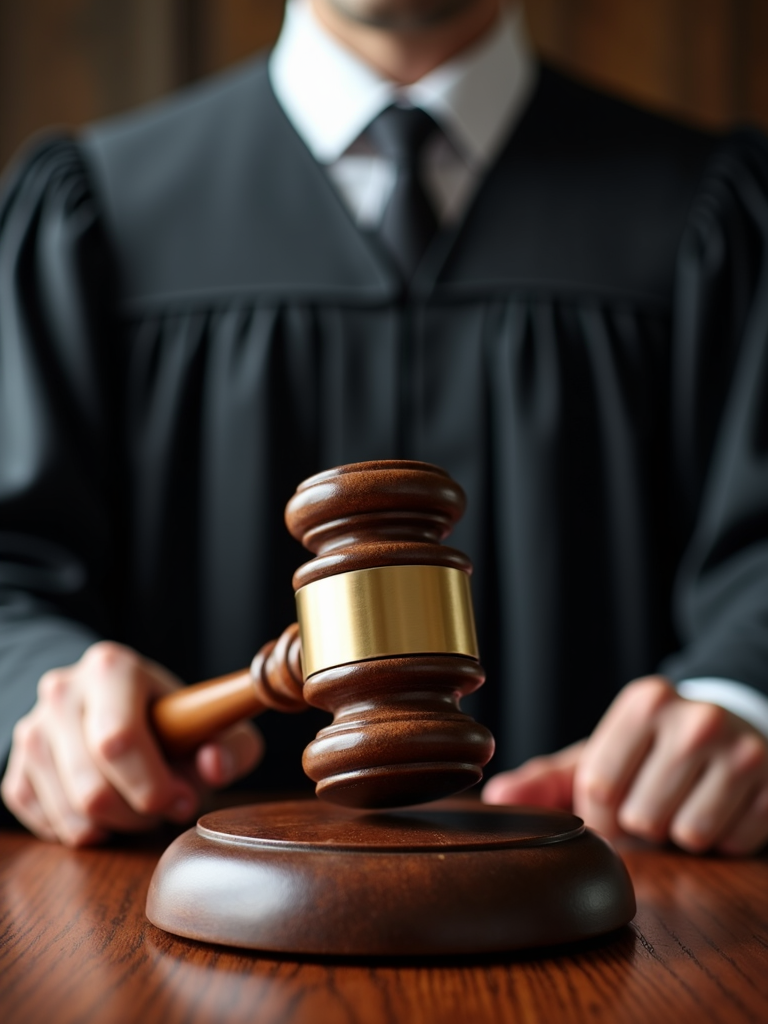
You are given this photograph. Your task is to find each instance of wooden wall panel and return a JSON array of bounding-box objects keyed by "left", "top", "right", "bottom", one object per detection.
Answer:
[
  {"left": 525, "top": 0, "right": 767, "bottom": 130},
  {"left": 0, "top": 0, "right": 180, "bottom": 167},
  {"left": 2, "top": 0, "right": 768, "bottom": 173},
  {"left": 188, "top": 0, "right": 286, "bottom": 77},
  {"left": 742, "top": 0, "right": 768, "bottom": 126}
]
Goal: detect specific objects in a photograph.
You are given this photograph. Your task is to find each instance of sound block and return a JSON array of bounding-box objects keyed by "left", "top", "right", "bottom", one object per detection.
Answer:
[{"left": 146, "top": 799, "right": 635, "bottom": 955}]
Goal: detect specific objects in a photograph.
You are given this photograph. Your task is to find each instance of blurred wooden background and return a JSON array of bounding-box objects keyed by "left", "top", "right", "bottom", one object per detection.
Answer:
[{"left": 1, "top": 0, "right": 767, "bottom": 171}]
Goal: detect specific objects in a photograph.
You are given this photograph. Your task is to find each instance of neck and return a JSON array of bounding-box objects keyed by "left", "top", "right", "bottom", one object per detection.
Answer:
[{"left": 309, "top": 0, "right": 504, "bottom": 85}]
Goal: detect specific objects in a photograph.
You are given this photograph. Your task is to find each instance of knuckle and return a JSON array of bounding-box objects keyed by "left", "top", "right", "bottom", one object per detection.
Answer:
[
  {"left": 0, "top": 774, "right": 24, "bottom": 811},
  {"left": 670, "top": 823, "right": 710, "bottom": 854},
  {"left": 730, "top": 733, "right": 767, "bottom": 776},
  {"left": 11, "top": 716, "right": 33, "bottom": 747},
  {"left": 12, "top": 716, "right": 43, "bottom": 757},
  {"left": 62, "top": 826, "right": 100, "bottom": 849},
  {"left": 37, "top": 669, "right": 71, "bottom": 703},
  {"left": 683, "top": 701, "right": 728, "bottom": 749},
  {"left": 618, "top": 809, "right": 666, "bottom": 843},
  {"left": 129, "top": 787, "right": 169, "bottom": 816},
  {"left": 574, "top": 768, "right": 614, "bottom": 809},
  {"left": 82, "top": 640, "right": 134, "bottom": 676},
  {"left": 91, "top": 722, "right": 139, "bottom": 761},
  {"left": 624, "top": 676, "right": 674, "bottom": 722},
  {"left": 75, "top": 780, "right": 116, "bottom": 820},
  {"left": 1, "top": 767, "right": 38, "bottom": 820}
]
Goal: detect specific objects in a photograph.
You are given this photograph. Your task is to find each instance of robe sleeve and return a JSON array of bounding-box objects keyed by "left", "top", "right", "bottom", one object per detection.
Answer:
[
  {"left": 0, "top": 136, "right": 121, "bottom": 769},
  {"left": 663, "top": 129, "right": 768, "bottom": 697}
]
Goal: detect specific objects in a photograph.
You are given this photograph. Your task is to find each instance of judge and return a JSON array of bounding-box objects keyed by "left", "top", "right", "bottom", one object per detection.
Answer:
[{"left": 1, "top": 0, "right": 767, "bottom": 853}]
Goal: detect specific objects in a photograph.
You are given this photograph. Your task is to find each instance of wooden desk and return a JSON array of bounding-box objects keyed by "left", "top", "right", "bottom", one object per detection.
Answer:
[{"left": 1, "top": 821, "right": 767, "bottom": 1024}]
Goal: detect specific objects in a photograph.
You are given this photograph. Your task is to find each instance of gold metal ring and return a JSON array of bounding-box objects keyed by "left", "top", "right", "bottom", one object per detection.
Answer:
[{"left": 295, "top": 564, "right": 479, "bottom": 678}]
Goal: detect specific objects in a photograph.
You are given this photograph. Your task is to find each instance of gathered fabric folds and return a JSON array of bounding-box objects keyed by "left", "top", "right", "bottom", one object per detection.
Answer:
[{"left": 0, "top": 62, "right": 767, "bottom": 788}]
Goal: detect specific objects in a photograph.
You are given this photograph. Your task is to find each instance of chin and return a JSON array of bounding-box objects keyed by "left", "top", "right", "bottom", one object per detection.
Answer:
[{"left": 325, "top": 0, "right": 475, "bottom": 30}]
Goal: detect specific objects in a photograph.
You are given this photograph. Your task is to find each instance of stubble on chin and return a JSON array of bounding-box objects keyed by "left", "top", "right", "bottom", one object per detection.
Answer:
[{"left": 322, "top": 0, "right": 476, "bottom": 31}]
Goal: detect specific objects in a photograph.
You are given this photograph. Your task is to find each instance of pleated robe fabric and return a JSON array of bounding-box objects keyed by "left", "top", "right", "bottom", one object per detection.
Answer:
[{"left": 1, "top": 60, "right": 767, "bottom": 792}]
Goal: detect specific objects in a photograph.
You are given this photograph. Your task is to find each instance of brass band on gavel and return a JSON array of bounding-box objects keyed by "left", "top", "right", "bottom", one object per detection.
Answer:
[{"left": 295, "top": 564, "right": 479, "bottom": 678}]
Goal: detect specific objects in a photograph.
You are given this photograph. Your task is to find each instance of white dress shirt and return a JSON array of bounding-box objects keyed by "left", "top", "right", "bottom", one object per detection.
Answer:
[
  {"left": 270, "top": 0, "right": 536, "bottom": 227},
  {"left": 268, "top": 0, "right": 768, "bottom": 740}
]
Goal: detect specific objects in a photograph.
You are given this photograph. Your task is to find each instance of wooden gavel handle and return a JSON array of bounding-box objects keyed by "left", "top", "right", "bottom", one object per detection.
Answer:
[{"left": 150, "top": 622, "right": 306, "bottom": 756}]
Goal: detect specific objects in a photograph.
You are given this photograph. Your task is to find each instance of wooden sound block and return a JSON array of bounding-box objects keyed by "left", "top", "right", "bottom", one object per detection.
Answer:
[{"left": 146, "top": 799, "right": 636, "bottom": 955}]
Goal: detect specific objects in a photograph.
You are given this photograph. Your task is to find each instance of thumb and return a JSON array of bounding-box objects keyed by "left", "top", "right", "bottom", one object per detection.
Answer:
[
  {"left": 481, "top": 740, "right": 585, "bottom": 811},
  {"left": 195, "top": 721, "right": 265, "bottom": 788}
]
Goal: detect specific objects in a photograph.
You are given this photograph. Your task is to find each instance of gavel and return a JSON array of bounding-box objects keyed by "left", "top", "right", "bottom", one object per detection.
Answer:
[
  {"left": 147, "top": 459, "right": 636, "bottom": 956},
  {"left": 150, "top": 459, "right": 496, "bottom": 808}
]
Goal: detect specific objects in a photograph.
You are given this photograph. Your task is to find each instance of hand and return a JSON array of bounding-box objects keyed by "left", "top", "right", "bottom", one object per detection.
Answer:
[
  {"left": 1, "top": 641, "right": 263, "bottom": 847},
  {"left": 482, "top": 676, "right": 768, "bottom": 855}
]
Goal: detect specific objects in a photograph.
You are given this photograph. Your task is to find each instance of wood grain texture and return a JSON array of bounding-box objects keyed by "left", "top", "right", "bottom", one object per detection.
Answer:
[
  {"left": 146, "top": 800, "right": 635, "bottom": 954},
  {"left": 283, "top": 461, "right": 494, "bottom": 808},
  {"left": 150, "top": 623, "right": 306, "bottom": 755},
  {"left": 0, "top": 0, "right": 180, "bottom": 166},
  {"left": 526, "top": 0, "right": 768, "bottom": 131},
  {"left": 1, "top": 824, "right": 767, "bottom": 1024},
  {"left": 189, "top": 0, "right": 286, "bottom": 76},
  {"left": 149, "top": 461, "right": 493, "bottom": 808}
]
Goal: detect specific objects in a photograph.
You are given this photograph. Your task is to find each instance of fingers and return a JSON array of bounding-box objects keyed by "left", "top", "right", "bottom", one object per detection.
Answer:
[
  {"left": 2, "top": 710, "right": 109, "bottom": 845},
  {"left": 41, "top": 664, "right": 165, "bottom": 836},
  {"left": 573, "top": 677, "right": 675, "bottom": 838},
  {"left": 668, "top": 731, "right": 767, "bottom": 853},
  {"left": 616, "top": 700, "right": 768, "bottom": 854},
  {"left": 482, "top": 741, "right": 584, "bottom": 811},
  {"left": 1, "top": 641, "right": 209, "bottom": 846},
  {"left": 573, "top": 676, "right": 768, "bottom": 854},
  {"left": 613, "top": 698, "right": 727, "bottom": 844},
  {"left": 23, "top": 716, "right": 110, "bottom": 847},
  {"left": 195, "top": 722, "right": 265, "bottom": 788},
  {"left": 2, "top": 719, "right": 60, "bottom": 843},
  {"left": 79, "top": 643, "right": 199, "bottom": 822},
  {"left": 717, "top": 782, "right": 768, "bottom": 855}
]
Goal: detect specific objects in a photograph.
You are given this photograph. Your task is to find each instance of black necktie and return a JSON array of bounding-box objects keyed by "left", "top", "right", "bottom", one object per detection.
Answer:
[{"left": 367, "top": 105, "right": 439, "bottom": 277}]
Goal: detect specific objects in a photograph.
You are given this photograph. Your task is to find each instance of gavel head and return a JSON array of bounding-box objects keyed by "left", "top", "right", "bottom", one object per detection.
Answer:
[{"left": 285, "top": 460, "right": 495, "bottom": 809}]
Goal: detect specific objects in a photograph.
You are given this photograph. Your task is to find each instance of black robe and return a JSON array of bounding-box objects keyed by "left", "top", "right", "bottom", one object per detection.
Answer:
[{"left": 1, "top": 58, "right": 767, "bottom": 792}]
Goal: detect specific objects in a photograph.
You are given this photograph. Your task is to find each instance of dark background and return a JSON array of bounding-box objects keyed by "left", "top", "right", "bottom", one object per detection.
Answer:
[{"left": 1, "top": 0, "right": 768, "bottom": 171}]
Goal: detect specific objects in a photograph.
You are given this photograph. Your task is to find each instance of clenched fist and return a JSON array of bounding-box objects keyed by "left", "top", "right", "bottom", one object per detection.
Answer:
[
  {"left": 483, "top": 677, "right": 768, "bottom": 855},
  {"left": 1, "top": 642, "right": 263, "bottom": 846}
]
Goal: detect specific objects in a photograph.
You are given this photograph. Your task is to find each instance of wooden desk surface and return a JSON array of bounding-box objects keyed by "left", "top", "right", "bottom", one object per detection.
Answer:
[{"left": 1, "top": 821, "right": 767, "bottom": 1024}]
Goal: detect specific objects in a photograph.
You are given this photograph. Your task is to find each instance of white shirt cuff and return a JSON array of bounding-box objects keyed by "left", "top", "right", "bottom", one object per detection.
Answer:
[{"left": 676, "top": 678, "right": 768, "bottom": 740}]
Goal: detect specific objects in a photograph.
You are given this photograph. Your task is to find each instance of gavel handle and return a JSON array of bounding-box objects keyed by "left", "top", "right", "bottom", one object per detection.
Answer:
[
  {"left": 149, "top": 622, "right": 306, "bottom": 757},
  {"left": 150, "top": 670, "right": 267, "bottom": 756}
]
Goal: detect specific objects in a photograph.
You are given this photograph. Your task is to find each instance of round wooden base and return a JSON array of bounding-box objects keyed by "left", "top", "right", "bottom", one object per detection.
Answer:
[{"left": 146, "top": 800, "right": 636, "bottom": 956}]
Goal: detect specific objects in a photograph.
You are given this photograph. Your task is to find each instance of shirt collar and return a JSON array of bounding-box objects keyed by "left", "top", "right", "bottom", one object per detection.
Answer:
[{"left": 270, "top": 1, "right": 537, "bottom": 168}]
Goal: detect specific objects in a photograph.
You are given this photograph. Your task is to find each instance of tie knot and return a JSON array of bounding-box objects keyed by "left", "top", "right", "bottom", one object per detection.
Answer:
[{"left": 367, "top": 105, "right": 437, "bottom": 168}]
